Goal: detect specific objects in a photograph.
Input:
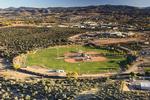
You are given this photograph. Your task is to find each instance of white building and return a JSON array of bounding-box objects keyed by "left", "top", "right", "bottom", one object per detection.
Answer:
[
  {"left": 140, "top": 82, "right": 150, "bottom": 90},
  {"left": 131, "top": 81, "right": 150, "bottom": 91}
]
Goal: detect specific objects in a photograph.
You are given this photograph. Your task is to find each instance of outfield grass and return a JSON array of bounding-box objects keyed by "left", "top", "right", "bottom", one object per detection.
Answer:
[{"left": 26, "top": 45, "right": 125, "bottom": 74}]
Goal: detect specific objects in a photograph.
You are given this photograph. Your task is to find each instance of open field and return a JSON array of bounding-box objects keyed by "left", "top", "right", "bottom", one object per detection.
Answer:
[
  {"left": 26, "top": 45, "right": 125, "bottom": 74},
  {"left": 92, "top": 38, "right": 141, "bottom": 45},
  {"left": 144, "top": 67, "right": 150, "bottom": 72}
]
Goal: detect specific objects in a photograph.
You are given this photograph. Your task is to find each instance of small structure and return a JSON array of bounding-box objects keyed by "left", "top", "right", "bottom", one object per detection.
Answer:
[
  {"left": 58, "top": 25, "right": 69, "bottom": 28},
  {"left": 144, "top": 42, "right": 149, "bottom": 45},
  {"left": 49, "top": 69, "right": 65, "bottom": 73},
  {"left": 56, "top": 70, "right": 65, "bottom": 73}
]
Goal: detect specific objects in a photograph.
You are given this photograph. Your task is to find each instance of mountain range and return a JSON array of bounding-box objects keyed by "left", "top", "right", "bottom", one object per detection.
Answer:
[{"left": 0, "top": 5, "right": 149, "bottom": 15}]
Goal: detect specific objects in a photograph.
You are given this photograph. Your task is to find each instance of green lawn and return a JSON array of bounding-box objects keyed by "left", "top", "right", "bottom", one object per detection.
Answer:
[{"left": 26, "top": 45, "right": 125, "bottom": 74}]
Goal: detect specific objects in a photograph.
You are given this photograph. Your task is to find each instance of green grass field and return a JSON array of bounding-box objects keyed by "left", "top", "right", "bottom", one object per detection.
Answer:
[{"left": 26, "top": 45, "right": 125, "bottom": 74}]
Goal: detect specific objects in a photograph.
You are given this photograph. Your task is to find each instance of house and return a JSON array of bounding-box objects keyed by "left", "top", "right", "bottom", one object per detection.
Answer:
[
  {"left": 58, "top": 25, "right": 69, "bottom": 28},
  {"left": 140, "top": 48, "right": 150, "bottom": 56},
  {"left": 80, "top": 25, "right": 86, "bottom": 29},
  {"left": 84, "top": 21, "right": 98, "bottom": 26},
  {"left": 123, "top": 32, "right": 135, "bottom": 36}
]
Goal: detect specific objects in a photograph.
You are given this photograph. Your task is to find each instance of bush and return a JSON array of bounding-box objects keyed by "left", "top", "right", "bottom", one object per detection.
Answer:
[{"left": 66, "top": 72, "right": 78, "bottom": 79}]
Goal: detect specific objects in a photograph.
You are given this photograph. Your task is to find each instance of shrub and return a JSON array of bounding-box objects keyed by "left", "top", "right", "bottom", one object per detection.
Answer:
[{"left": 66, "top": 72, "right": 78, "bottom": 79}]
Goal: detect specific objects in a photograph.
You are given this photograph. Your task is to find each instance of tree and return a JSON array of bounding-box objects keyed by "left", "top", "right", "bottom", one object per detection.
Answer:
[
  {"left": 13, "top": 54, "right": 27, "bottom": 69},
  {"left": 66, "top": 72, "right": 78, "bottom": 79},
  {"left": 130, "top": 72, "right": 136, "bottom": 79}
]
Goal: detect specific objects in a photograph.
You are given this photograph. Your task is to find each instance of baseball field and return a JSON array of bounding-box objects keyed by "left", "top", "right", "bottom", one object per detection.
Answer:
[{"left": 26, "top": 45, "right": 125, "bottom": 74}]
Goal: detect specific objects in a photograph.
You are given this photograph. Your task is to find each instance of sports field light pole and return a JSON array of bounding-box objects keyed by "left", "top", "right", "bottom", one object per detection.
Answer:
[
  {"left": 78, "top": 63, "right": 80, "bottom": 74},
  {"left": 56, "top": 46, "right": 59, "bottom": 58},
  {"left": 23, "top": 54, "right": 27, "bottom": 68}
]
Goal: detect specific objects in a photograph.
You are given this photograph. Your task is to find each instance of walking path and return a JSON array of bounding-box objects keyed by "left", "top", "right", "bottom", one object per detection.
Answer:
[{"left": 79, "top": 72, "right": 117, "bottom": 78}]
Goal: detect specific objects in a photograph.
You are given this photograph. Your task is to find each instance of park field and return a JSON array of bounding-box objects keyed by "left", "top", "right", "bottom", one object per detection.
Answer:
[{"left": 26, "top": 45, "right": 125, "bottom": 74}]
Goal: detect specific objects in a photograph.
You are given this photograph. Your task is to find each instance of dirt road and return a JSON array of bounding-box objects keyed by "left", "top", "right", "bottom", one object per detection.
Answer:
[
  {"left": 124, "top": 57, "right": 149, "bottom": 73},
  {"left": 0, "top": 58, "right": 34, "bottom": 80},
  {"left": 124, "top": 61, "right": 141, "bottom": 73}
]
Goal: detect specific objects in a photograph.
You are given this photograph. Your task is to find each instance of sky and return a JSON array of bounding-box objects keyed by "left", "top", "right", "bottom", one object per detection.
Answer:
[{"left": 0, "top": 0, "right": 150, "bottom": 8}]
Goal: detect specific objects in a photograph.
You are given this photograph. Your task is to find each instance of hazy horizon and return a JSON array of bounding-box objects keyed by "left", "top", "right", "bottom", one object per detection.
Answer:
[{"left": 0, "top": 0, "right": 150, "bottom": 8}]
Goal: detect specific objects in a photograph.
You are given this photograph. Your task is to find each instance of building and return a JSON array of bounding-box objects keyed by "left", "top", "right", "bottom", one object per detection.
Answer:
[
  {"left": 131, "top": 81, "right": 150, "bottom": 91},
  {"left": 140, "top": 82, "right": 150, "bottom": 90}
]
